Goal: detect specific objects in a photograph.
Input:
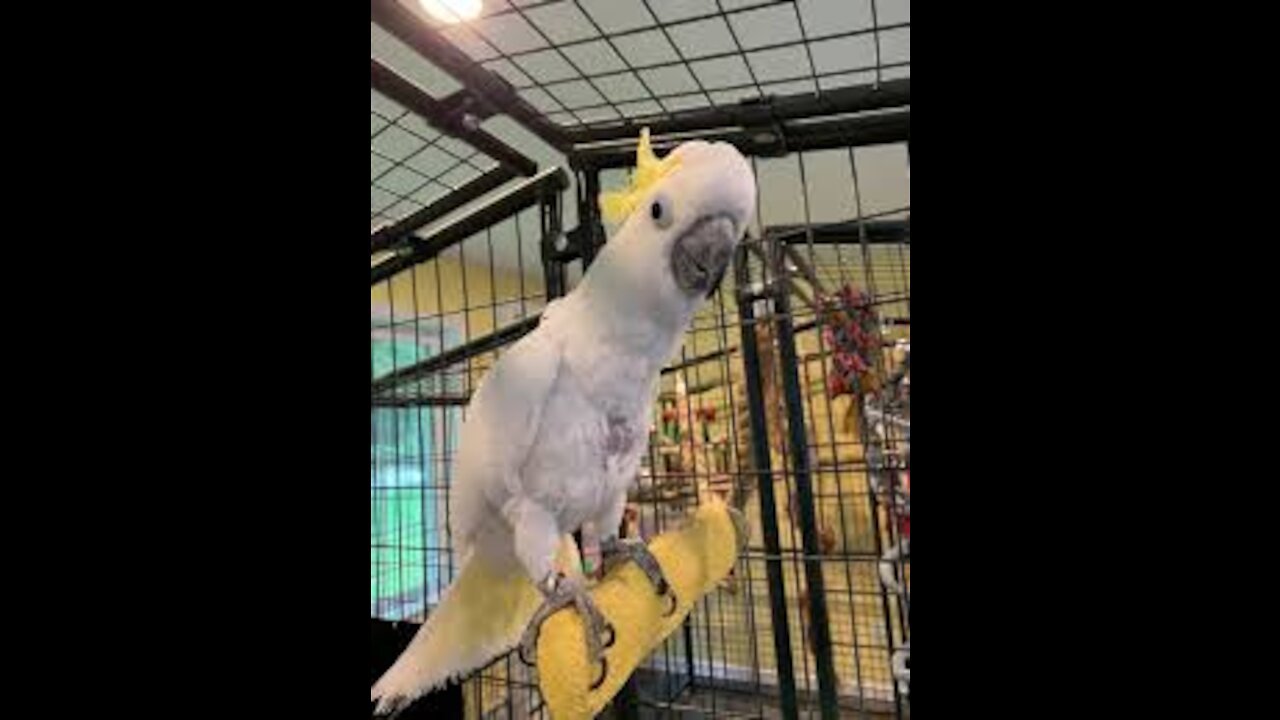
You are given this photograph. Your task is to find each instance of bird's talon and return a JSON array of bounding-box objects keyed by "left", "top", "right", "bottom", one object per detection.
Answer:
[
  {"left": 590, "top": 656, "right": 609, "bottom": 690},
  {"left": 518, "top": 637, "right": 536, "bottom": 667},
  {"left": 601, "top": 536, "right": 674, "bottom": 608}
]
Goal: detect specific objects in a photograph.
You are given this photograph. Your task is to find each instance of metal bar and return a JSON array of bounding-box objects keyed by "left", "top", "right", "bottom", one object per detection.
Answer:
[
  {"left": 733, "top": 251, "right": 800, "bottom": 720},
  {"left": 541, "top": 188, "right": 569, "bottom": 300},
  {"left": 371, "top": 166, "right": 518, "bottom": 255},
  {"left": 567, "top": 79, "right": 909, "bottom": 146},
  {"left": 371, "top": 167, "right": 570, "bottom": 286},
  {"left": 575, "top": 111, "right": 910, "bottom": 170},
  {"left": 767, "top": 240, "right": 841, "bottom": 720},
  {"left": 578, "top": 168, "right": 605, "bottom": 267},
  {"left": 787, "top": 277, "right": 818, "bottom": 314},
  {"left": 370, "top": 315, "right": 541, "bottom": 397},
  {"left": 370, "top": 0, "right": 573, "bottom": 153},
  {"left": 782, "top": 244, "right": 827, "bottom": 311},
  {"left": 370, "top": 396, "right": 470, "bottom": 408},
  {"left": 784, "top": 111, "right": 910, "bottom": 153},
  {"left": 771, "top": 219, "right": 910, "bottom": 246},
  {"left": 370, "top": 58, "right": 539, "bottom": 177},
  {"left": 661, "top": 347, "right": 738, "bottom": 377},
  {"left": 612, "top": 677, "right": 642, "bottom": 720},
  {"left": 682, "top": 619, "right": 696, "bottom": 691}
]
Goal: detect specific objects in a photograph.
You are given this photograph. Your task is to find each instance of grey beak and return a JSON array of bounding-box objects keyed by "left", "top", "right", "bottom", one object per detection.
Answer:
[{"left": 671, "top": 216, "right": 738, "bottom": 298}]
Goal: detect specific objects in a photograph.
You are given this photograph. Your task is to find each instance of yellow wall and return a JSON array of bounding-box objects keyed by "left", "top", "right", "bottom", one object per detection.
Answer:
[
  {"left": 372, "top": 258, "right": 547, "bottom": 388},
  {"left": 372, "top": 257, "right": 545, "bottom": 337}
]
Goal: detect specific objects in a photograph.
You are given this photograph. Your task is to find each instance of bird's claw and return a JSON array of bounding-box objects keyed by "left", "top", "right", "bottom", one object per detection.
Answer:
[
  {"left": 518, "top": 573, "right": 614, "bottom": 684},
  {"left": 601, "top": 536, "right": 678, "bottom": 616}
]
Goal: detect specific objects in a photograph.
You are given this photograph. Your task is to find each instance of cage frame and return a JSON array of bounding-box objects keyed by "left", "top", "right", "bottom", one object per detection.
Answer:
[{"left": 371, "top": 3, "right": 910, "bottom": 718}]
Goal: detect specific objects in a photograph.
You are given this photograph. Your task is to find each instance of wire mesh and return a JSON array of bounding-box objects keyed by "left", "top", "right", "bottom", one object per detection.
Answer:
[
  {"left": 391, "top": 0, "right": 910, "bottom": 132},
  {"left": 371, "top": 88, "right": 503, "bottom": 232},
  {"left": 371, "top": 192, "right": 560, "bottom": 715}
]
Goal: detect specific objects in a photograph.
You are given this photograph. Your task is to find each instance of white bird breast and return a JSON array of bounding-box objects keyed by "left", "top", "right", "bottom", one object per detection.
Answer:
[{"left": 518, "top": 368, "right": 649, "bottom": 531}]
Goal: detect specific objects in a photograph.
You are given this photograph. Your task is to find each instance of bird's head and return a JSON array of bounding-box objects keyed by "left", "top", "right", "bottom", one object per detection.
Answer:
[{"left": 591, "top": 130, "right": 757, "bottom": 318}]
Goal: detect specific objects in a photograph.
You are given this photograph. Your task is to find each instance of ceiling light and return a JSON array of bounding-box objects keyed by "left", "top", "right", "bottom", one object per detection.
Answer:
[{"left": 419, "top": 0, "right": 482, "bottom": 24}]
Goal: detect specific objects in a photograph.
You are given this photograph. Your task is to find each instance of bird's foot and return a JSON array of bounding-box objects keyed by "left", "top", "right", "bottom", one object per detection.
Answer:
[
  {"left": 518, "top": 573, "right": 615, "bottom": 688},
  {"left": 600, "top": 536, "right": 678, "bottom": 616}
]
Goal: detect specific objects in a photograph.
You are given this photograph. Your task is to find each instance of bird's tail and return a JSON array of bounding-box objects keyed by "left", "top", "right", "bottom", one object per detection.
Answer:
[{"left": 370, "top": 538, "right": 579, "bottom": 717}]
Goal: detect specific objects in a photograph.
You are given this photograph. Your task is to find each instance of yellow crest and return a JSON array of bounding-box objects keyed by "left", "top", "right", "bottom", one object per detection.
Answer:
[{"left": 598, "top": 128, "right": 683, "bottom": 225}]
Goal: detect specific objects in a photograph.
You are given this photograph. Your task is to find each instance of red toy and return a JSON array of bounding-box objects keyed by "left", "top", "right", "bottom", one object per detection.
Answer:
[{"left": 820, "top": 285, "right": 881, "bottom": 398}]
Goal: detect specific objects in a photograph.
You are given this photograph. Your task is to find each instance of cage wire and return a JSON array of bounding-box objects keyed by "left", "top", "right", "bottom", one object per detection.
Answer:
[
  {"left": 371, "top": 206, "right": 556, "bottom": 717},
  {"left": 401, "top": 0, "right": 910, "bottom": 132},
  {"left": 372, "top": 1, "right": 909, "bottom": 718},
  {"left": 371, "top": 91, "right": 503, "bottom": 231}
]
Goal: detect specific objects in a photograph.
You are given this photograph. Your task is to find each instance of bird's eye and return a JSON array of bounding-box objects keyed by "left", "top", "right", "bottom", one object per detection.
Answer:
[{"left": 650, "top": 194, "right": 674, "bottom": 229}]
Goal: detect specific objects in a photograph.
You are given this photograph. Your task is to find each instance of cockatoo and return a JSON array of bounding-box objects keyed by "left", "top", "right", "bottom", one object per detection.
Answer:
[{"left": 371, "top": 131, "right": 757, "bottom": 716}]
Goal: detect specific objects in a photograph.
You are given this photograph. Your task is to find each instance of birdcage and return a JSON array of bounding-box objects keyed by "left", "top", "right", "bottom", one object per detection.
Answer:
[{"left": 371, "top": 2, "right": 909, "bottom": 718}]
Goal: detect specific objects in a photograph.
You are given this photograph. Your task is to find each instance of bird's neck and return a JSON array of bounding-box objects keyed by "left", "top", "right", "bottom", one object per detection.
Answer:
[{"left": 564, "top": 279, "right": 688, "bottom": 370}]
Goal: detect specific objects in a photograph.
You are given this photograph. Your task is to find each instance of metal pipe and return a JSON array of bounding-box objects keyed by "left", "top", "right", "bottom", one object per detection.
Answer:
[
  {"left": 771, "top": 219, "right": 910, "bottom": 246},
  {"left": 370, "top": 58, "right": 539, "bottom": 177},
  {"left": 371, "top": 167, "right": 569, "bottom": 286},
  {"left": 371, "top": 167, "right": 518, "bottom": 255},
  {"left": 371, "top": 0, "right": 573, "bottom": 153},
  {"left": 733, "top": 250, "right": 800, "bottom": 720},
  {"left": 370, "top": 315, "right": 541, "bottom": 396},
  {"left": 566, "top": 79, "right": 910, "bottom": 145},
  {"left": 767, "top": 239, "right": 841, "bottom": 720},
  {"left": 575, "top": 111, "right": 910, "bottom": 170}
]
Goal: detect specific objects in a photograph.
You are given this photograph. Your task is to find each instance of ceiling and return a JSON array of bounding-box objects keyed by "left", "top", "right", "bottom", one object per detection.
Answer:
[{"left": 398, "top": 0, "right": 910, "bottom": 129}]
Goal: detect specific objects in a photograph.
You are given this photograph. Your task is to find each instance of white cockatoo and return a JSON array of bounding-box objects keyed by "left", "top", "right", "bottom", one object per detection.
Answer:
[{"left": 371, "top": 131, "right": 757, "bottom": 716}]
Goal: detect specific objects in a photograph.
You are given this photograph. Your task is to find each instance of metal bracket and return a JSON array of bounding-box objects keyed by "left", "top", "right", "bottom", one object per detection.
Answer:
[
  {"left": 741, "top": 96, "right": 790, "bottom": 158},
  {"left": 436, "top": 89, "right": 496, "bottom": 132}
]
